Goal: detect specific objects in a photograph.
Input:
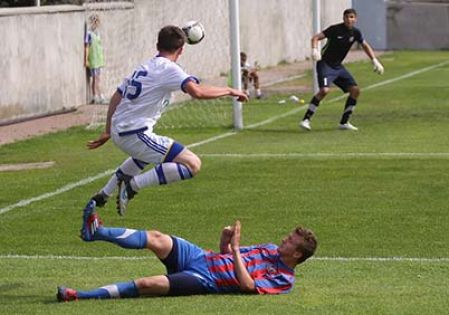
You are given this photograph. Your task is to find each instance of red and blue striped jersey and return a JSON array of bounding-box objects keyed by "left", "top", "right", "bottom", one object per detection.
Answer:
[{"left": 205, "top": 243, "right": 295, "bottom": 294}]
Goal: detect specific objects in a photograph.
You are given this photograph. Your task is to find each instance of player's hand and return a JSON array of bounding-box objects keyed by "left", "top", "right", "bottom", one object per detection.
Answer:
[
  {"left": 231, "top": 89, "right": 249, "bottom": 102},
  {"left": 87, "top": 132, "right": 110, "bottom": 149},
  {"left": 372, "top": 58, "right": 384, "bottom": 75},
  {"left": 312, "top": 47, "right": 321, "bottom": 61},
  {"left": 230, "top": 220, "right": 241, "bottom": 252},
  {"left": 219, "top": 225, "right": 234, "bottom": 254}
]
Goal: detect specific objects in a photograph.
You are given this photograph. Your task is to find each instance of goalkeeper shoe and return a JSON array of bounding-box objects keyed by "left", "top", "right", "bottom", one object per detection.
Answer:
[
  {"left": 299, "top": 119, "right": 311, "bottom": 131},
  {"left": 116, "top": 179, "right": 137, "bottom": 216},
  {"left": 339, "top": 122, "right": 358, "bottom": 131},
  {"left": 91, "top": 191, "right": 108, "bottom": 207},
  {"left": 80, "top": 200, "right": 102, "bottom": 242},
  {"left": 57, "top": 286, "right": 78, "bottom": 302}
]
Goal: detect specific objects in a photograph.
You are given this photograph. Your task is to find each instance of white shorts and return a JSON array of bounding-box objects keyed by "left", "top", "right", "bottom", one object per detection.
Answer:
[{"left": 111, "top": 128, "right": 184, "bottom": 164}]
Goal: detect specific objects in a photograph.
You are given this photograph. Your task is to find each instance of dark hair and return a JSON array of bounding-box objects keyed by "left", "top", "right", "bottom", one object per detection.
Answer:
[
  {"left": 295, "top": 227, "right": 318, "bottom": 264},
  {"left": 343, "top": 8, "right": 357, "bottom": 16},
  {"left": 157, "top": 25, "right": 186, "bottom": 53}
]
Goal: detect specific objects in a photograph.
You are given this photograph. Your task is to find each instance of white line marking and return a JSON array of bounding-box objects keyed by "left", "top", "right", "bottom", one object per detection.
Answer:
[
  {"left": 1, "top": 254, "right": 448, "bottom": 263},
  {"left": 200, "top": 152, "right": 449, "bottom": 158},
  {"left": 0, "top": 170, "right": 113, "bottom": 215},
  {"left": 0, "top": 161, "right": 55, "bottom": 172},
  {"left": 1, "top": 60, "right": 448, "bottom": 216}
]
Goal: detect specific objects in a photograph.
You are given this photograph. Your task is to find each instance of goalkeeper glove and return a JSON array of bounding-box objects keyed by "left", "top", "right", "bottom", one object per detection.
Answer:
[
  {"left": 372, "top": 58, "right": 384, "bottom": 75},
  {"left": 312, "top": 47, "right": 321, "bottom": 61}
]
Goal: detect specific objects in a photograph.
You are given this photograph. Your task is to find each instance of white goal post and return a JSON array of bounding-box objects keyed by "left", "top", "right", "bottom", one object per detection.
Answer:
[{"left": 229, "top": 0, "right": 243, "bottom": 130}]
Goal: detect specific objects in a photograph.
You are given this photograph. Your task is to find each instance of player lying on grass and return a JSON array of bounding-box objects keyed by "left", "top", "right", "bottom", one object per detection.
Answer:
[
  {"left": 86, "top": 25, "right": 248, "bottom": 216},
  {"left": 57, "top": 200, "right": 317, "bottom": 301},
  {"left": 299, "top": 8, "right": 384, "bottom": 132}
]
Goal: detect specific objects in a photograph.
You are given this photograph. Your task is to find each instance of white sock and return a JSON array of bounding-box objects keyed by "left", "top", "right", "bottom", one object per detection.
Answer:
[
  {"left": 102, "top": 158, "right": 147, "bottom": 196},
  {"left": 133, "top": 163, "right": 193, "bottom": 189}
]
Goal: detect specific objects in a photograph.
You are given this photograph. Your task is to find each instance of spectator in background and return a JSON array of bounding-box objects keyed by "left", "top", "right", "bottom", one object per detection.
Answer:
[
  {"left": 85, "top": 13, "right": 106, "bottom": 104},
  {"left": 240, "top": 52, "right": 263, "bottom": 99}
]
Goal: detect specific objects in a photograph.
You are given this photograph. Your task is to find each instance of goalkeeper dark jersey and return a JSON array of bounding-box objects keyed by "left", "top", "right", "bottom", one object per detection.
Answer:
[{"left": 321, "top": 23, "right": 364, "bottom": 67}]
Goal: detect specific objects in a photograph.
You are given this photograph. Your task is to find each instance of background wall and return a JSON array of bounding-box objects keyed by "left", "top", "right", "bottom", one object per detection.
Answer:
[{"left": 0, "top": 0, "right": 350, "bottom": 125}]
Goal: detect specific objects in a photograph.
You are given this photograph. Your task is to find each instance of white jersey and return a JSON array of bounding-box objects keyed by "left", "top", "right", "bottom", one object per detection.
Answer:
[{"left": 112, "top": 56, "right": 198, "bottom": 134}]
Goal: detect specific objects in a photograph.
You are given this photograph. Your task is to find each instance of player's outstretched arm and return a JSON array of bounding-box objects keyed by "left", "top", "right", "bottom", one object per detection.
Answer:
[
  {"left": 87, "top": 91, "right": 122, "bottom": 149},
  {"left": 361, "top": 41, "right": 384, "bottom": 75},
  {"left": 184, "top": 81, "right": 248, "bottom": 102},
  {"left": 311, "top": 32, "right": 325, "bottom": 61},
  {"left": 231, "top": 220, "right": 256, "bottom": 293}
]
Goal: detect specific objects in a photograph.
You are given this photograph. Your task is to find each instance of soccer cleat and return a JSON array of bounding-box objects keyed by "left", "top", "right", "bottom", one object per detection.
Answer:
[
  {"left": 116, "top": 178, "right": 137, "bottom": 216},
  {"left": 57, "top": 286, "right": 78, "bottom": 302},
  {"left": 339, "top": 122, "right": 358, "bottom": 131},
  {"left": 299, "top": 119, "right": 311, "bottom": 131},
  {"left": 91, "top": 191, "right": 108, "bottom": 208},
  {"left": 80, "top": 200, "right": 102, "bottom": 242}
]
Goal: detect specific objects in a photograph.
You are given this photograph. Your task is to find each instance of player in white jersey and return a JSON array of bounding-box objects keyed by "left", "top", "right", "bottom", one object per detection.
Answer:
[{"left": 87, "top": 25, "right": 248, "bottom": 215}]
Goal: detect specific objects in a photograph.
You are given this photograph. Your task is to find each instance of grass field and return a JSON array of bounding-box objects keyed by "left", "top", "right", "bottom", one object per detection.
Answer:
[{"left": 1, "top": 51, "right": 448, "bottom": 314}]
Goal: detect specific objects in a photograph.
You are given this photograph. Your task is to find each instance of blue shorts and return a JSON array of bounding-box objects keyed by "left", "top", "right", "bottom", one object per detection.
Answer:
[
  {"left": 316, "top": 60, "right": 357, "bottom": 93},
  {"left": 160, "top": 236, "right": 218, "bottom": 295}
]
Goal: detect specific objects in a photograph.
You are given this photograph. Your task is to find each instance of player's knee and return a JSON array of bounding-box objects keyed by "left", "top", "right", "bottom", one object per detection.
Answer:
[
  {"left": 319, "top": 88, "right": 330, "bottom": 97},
  {"left": 350, "top": 86, "right": 360, "bottom": 98},
  {"left": 187, "top": 156, "right": 201, "bottom": 176}
]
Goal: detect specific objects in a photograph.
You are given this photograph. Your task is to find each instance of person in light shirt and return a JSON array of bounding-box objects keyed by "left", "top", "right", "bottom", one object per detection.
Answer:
[{"left": 86, "top": 25, "right": 248, "bottom": 216}]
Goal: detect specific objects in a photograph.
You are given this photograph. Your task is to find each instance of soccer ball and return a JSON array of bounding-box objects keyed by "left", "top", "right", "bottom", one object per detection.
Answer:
[{"left": 182, "top": 21, "right": 205, "bottom": 45}]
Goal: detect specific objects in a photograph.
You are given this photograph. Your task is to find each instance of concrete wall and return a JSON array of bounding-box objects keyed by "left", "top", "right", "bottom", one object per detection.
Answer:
[
  {"left": 0, "top": 5, "right": 86, "bottom": 124},
  {"left": 387, "top": 0, "right": 449, "bottom": 49},
  {"left": 0, "top": 0, "right": 350, "bottom": 125},
  {"left": 353, "top": 0, "right": 387, "bottom": 50},
  {"left": 240, "top": 0, "right": 352, "bottom": 66}
]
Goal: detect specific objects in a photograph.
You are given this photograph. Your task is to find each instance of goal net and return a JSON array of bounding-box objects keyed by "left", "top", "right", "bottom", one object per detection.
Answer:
[{"left": 84, "top": 0, "right": 235, "bottom": 131}]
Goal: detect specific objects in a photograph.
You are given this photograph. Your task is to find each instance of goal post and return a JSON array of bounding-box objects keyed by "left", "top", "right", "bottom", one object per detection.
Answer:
[{"left": 229, "top": 0, "right": 243, "bottom": 130}]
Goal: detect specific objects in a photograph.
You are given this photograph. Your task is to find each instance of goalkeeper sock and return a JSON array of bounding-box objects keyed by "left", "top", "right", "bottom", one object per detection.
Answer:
[
  {"left": 94, "top": 227, "right": 148, "bottom": 249},
  {"left": 133, "top": 162, "right": 193, "bottom": 188},
  {"left": 77, "top": 281, "right": 139, "bottom": 299},
  {"left": 340, "top": 96, "right": 357, "bottom": 124},
  {"left": 102, "top": 158, "right": 147, "bottom": 196},
  {"left": 303, "top": 96, "right": 321, "bottom": 120}
]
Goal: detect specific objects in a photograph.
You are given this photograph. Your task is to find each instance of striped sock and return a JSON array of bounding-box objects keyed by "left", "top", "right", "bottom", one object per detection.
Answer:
[
  {"left": 77, "top": 281, "right": 139, "bottom": 299},
  {"left": 133, "top": 162, "right": 193, "bottom": 188}
]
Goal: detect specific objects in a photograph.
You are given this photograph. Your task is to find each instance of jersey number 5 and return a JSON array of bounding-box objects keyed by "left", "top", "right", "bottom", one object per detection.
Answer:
[{"left": 123, "top": 70, "right": 148, "bottom": 100}]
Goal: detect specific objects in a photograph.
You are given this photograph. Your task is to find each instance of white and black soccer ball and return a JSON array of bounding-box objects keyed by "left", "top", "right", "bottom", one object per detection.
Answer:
[{"left": 182, "top": 20, "right": 205, "bottom": 45}]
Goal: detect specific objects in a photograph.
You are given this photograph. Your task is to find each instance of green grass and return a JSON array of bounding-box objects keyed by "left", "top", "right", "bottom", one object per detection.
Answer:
[{"left": 1, "top": 51, "right": 449, "bottom": 314}]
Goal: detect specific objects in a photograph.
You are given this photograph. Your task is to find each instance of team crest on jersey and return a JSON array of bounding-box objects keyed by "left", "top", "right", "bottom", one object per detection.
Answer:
[{"left": 266, "top": 266, "right": 277, "bottom": 275}]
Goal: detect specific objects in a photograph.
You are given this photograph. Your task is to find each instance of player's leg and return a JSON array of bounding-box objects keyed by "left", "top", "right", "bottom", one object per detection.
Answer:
[
  {"left": 241, "top": 69, "right": 250, "bottom": 97},
  {"left": 91, "top": 157, "right": 147, "bottom": 207},
  {"left": 300, "top": 61, "right": 333, "bottom": 130},
  {"left": 250, "top": 71, "right": 263, "bottom": 99},
  {"left": 112, "top": 130, "right": 200, "bottom": 215},
  {"left": 91, "top": 68, "right": 98, "bottom": 103},
  {"left": 334, "top": 67, "right": 359, "bottom": 130}
]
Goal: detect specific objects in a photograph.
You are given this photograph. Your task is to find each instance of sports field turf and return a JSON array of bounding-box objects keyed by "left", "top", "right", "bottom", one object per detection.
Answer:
[{"left": 0, "top": 51, "right": 448, "bottom": 314}]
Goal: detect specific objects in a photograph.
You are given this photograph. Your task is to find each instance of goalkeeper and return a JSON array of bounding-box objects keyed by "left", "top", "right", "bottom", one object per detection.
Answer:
[
  {"left": 299, "top": 8, "right": 384, "bottom": 131},
  {"left": 57, "top": 200, "right": 317, "bottom": 301}
]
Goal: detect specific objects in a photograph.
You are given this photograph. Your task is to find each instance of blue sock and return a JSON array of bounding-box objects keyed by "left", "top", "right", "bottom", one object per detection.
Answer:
[
  {"left": 77, "top": 281, "right": 139, "bottom": 299},
  {"left": 94, "top": 227, "right": 147, "bottom": 249}
]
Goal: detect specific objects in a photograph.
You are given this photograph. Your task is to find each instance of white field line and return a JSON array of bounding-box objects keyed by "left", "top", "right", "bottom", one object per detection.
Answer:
[
  {"left": 1, "top": 254, "right": 448, "bottom": 263},
  {"left": 1, "top": 60, "right": 447, "bottom": 216},
  {"left": 0, "top": 170, "right": 113, "bottom": 215},
  {"left": 199, "top": 152, "right": 449, "bottom": 159}
]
